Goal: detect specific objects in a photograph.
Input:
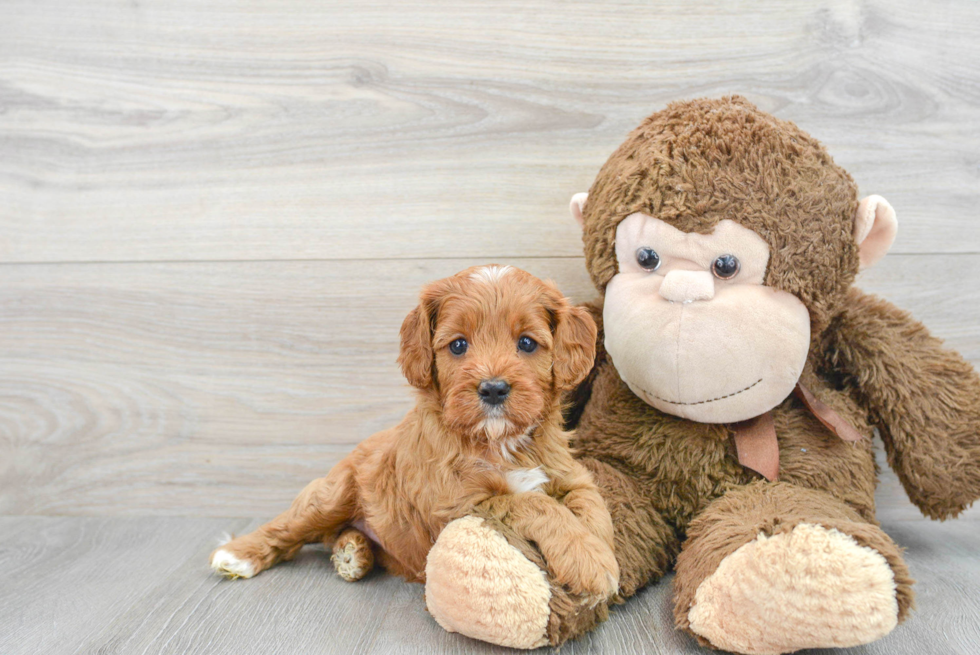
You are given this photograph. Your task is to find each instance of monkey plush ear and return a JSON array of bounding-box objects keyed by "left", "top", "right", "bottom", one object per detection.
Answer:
[
  {"left": 569, "top": 192, "right": 588, "bottom": 228},
  {"left": 552, "top": 303, "right": 598, "bottom": 390},
  {"left": 398, "top": 297, "right": 436, "bottom": 389},
  {"left": 854, "top": 195, "right": 898, "bottom": 270}
]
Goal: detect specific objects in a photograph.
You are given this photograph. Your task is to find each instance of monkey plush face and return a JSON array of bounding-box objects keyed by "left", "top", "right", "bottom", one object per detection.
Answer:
[
  {"left": 603, "top": 213, "right": 809, "bottom": 423},
  {"left": 572, "top": 96, "right": 899, "bottom": 425}
]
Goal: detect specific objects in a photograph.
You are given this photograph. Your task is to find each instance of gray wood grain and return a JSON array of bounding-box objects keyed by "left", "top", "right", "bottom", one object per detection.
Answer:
[
  {"left": 0, "top": 0, "right": 979, "bottom": 263},
  {"left": 0, "top": 474, "right": 977, "bottom": 655},
  {"left": 1, "top": 255, "right": 978, "bottom": 516}
]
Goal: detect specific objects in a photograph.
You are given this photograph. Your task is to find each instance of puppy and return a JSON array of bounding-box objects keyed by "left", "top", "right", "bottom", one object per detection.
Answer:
[{"left": 210, "top": 265, "right": 619, "bottom": 601}]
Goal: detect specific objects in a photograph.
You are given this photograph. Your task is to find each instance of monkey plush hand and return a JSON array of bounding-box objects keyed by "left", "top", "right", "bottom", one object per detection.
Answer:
[{"left": 422, "top": 96, "right": 980, "bottom": 653}]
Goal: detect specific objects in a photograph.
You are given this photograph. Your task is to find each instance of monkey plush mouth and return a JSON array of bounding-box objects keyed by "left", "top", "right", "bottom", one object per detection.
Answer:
[{"left": 635, "top": 378, "right": 764, "bottom": 407}]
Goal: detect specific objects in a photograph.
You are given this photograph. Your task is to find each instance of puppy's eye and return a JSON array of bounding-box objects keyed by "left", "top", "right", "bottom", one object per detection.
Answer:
[
  {"left": 517, "top": 336, "right": 538, "bottom": 353},
  {"left": 712, "top": 254, "right": 740, "bottom": 280},
  {"left": 636, "top": 247, "right": 661, "bottom": 271},
  {"left": 449, "top": 338, "right": 468, "bottom": 355}
]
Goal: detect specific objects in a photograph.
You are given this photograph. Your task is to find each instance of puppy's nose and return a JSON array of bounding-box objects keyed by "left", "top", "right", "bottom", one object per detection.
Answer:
[{"left": 478, "top": 379, "right": 511, "bottom": 406}]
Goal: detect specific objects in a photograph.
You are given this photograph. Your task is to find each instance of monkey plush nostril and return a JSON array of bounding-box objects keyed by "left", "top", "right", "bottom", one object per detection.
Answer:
[
  {"left": 478, "top": 379, "right": 511, "bottom": 406},
  {"left": 658, "top": 270, "right": 715, "bottom": 303}
]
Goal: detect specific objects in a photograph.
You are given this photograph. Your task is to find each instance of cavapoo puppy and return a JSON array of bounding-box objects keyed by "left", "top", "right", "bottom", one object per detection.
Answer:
[{"left": 210, "top": 265, "right": 619, "bottom": 602}]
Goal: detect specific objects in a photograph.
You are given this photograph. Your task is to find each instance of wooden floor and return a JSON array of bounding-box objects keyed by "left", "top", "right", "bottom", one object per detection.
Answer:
[
  {"left": 2, "top": 463, "right": 978, "bottom": 655},
  {"left": 2, "top": 0, "right": 980, "bottom": 653}
]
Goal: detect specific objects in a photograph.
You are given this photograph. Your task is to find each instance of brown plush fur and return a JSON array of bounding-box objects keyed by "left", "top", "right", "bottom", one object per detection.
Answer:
[
  {"left": 440, "top": 97, "right": 980, "bottom": 650},
  {"left": 570, "top": 97, "right": 980, "bottom": 646},
  {"left": 824, "top": 288, "right": 980, "bottom": 520},
  {"left": 580, "top": 95, "right": 860, "bottom": 338},
  {"left": 210, "top": 266, "right": 619, "bottom": 602}
]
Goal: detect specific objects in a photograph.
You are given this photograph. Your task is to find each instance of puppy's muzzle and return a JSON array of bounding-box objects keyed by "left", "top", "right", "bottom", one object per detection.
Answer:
[{"left": 478, "top": 379, "right": 511, "bottom": 407}]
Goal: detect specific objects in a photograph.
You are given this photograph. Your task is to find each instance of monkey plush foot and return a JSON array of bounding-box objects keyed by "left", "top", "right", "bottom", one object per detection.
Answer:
[
  {"left": 424, "top": 515, "right": 611, "bottom": 648},
  {"left": 674, "top": 483, "right": 913, "bottom": 655},
  {"left": 330, "top": 528, "right": 375, "bottom": 582},
  {"left": 424, "top": 516, "right": 552, "bottom": 649},
  {"left": 687, "top": 523, "right": 899, "bottom": 654}
]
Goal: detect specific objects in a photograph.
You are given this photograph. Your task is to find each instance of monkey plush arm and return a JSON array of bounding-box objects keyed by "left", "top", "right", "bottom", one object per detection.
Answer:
[{"left": 826, "top": 288, "right": 980, "bottom": 519}]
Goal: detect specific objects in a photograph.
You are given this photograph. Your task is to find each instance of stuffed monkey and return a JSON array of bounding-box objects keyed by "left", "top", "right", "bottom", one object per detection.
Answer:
[{"left": 422, "top": 96, "right": 980, "bottom": 654}]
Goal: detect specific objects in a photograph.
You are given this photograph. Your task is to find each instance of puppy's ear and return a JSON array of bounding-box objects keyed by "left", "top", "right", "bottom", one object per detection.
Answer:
[
  {"left": 398, "top": 279, "right": 452, "bottom": 389},
  {"left": 398, "top": 302, "right": 433, "bottom": 389},
  {"left": 551, "top": 296, "right": 598, "bottom": 390}
]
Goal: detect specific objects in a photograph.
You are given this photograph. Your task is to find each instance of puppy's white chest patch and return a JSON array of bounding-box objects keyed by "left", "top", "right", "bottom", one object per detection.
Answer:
[{"left": 505, "top": 467, "right": 549, "bottom": 494}]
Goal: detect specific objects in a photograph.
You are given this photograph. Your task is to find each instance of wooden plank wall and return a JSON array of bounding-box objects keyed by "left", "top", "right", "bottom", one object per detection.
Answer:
[{"left": 2, "top": 0, "right": 979, "bottom": 517}]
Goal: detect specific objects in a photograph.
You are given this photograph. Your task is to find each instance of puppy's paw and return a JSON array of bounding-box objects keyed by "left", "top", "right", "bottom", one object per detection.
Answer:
[
  {"left": 210, "top": 547, "right": 256, "bottom": 579},
  {"left": 330, "top": 528, "right": 375, "bottom": 582},
  {"left": 548, "top": 534, "right": 620, "bottom": 603},
  {"left": 209, "top": 534, "right": 270, "bottom": 580}
]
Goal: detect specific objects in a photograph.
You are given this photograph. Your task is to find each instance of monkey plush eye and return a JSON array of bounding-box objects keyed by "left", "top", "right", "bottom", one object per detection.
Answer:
[
  {"left": 449, "top": 338, "right": 468, "bottom": 355},
  {"left": 517, "top": 336, "right": 538, "bottom": 353},
  {"left": 636, "top": 247, "right": 661, "bottom": 271},
  {"left": 712, "top": 254, "right": 740, "bottom": 279}
]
